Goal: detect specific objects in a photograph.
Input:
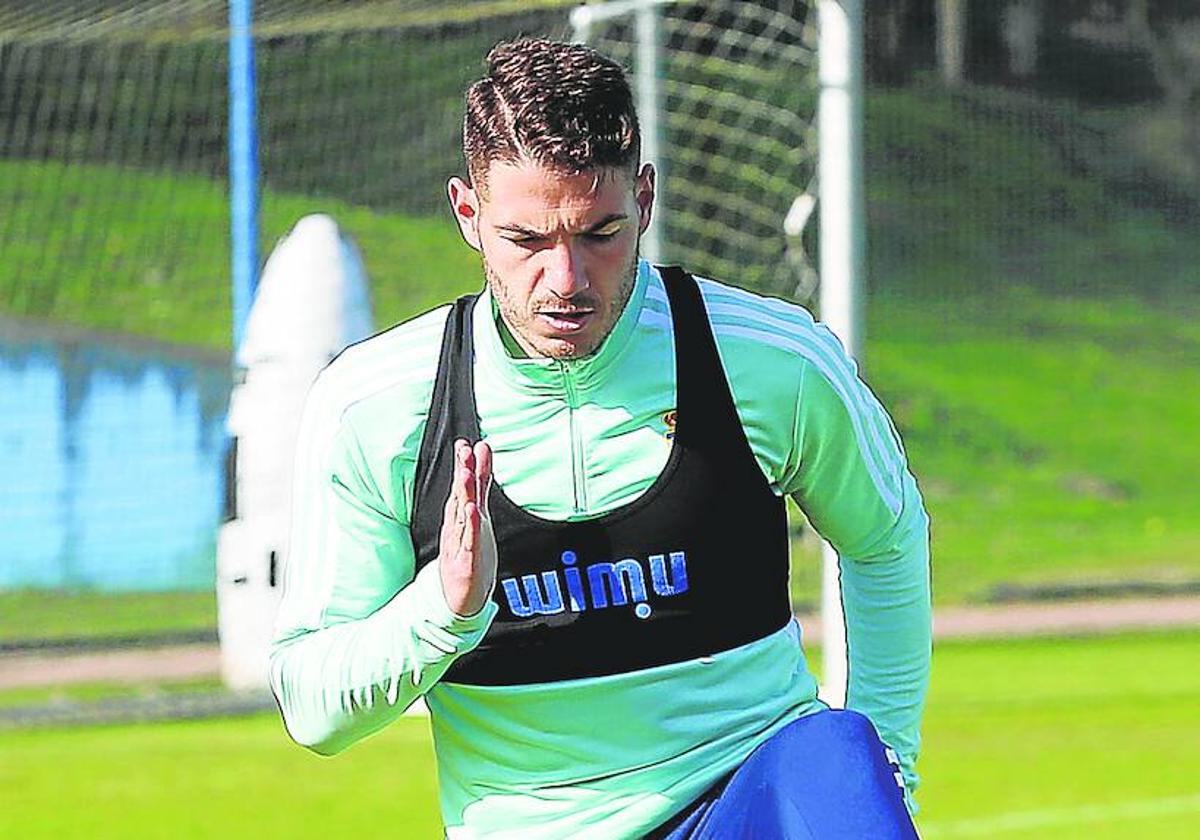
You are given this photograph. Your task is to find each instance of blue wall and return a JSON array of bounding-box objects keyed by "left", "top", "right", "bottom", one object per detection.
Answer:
[{"left": 0, "top": 322, "right": 228, "bottom": 591}]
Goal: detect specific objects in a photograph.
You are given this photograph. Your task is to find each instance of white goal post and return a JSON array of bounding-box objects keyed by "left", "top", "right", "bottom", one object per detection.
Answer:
[{"left": 571, "top": 0, "right": 865, "bottom": 705}]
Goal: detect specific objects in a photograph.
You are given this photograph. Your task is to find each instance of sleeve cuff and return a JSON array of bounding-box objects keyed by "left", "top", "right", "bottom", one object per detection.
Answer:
[{"left": 411, "top": 559, "right": 499, "bottom": 635}]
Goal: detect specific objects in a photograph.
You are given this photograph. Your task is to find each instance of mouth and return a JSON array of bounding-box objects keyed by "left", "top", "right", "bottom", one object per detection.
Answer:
[{"left": 536, "top": 309, "right": 595, "bottom": 333}]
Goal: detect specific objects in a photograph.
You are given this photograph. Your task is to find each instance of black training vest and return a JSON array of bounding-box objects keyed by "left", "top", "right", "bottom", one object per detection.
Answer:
[{"left": 411, "top": 267, "right": 792, "bottom": 685}]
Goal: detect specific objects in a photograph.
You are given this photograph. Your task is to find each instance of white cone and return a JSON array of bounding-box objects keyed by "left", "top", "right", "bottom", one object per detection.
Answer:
[{"left": 218, "top": 214, "right": 373, "bottom": 692}]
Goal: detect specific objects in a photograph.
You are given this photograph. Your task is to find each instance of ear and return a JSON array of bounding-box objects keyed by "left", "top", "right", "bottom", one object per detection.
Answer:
[
  {"left": 447, "top": 176, "right": 482, "bottom": 251},
  {"left": 634, "top": 163, "right": 656, "bottom": 234}
]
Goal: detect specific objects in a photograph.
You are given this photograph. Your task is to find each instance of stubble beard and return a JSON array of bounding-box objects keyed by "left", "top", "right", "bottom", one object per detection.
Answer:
[{"left": 484, "top": 247, "right": 640, "bottom": 360}]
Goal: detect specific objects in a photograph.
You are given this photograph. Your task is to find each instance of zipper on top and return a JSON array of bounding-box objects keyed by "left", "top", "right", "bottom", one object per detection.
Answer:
[{"left": 559, "top": 360, "right": 588, "bottom": 514}]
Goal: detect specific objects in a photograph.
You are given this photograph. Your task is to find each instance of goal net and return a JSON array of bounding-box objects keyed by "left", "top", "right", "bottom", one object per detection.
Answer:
[{"left": 573, "top": 0, "right": 821, "bottom": 301}]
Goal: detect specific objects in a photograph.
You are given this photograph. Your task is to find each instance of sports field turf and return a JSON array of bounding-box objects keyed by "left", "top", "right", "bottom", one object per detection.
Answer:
[{"left": 3, "top": 629, "right": 1197, "bottom": 838}]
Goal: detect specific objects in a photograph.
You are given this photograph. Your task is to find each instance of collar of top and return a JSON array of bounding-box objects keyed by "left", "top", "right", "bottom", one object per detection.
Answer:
[{"left": 472, "top": 259, "right": 652, "bottom": 395}]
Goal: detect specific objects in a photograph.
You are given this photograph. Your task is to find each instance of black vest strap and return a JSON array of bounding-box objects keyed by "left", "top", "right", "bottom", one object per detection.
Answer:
[
  {"left": 412, "top": 295, "right": 479, "bottom": 570},
  {"left": 661, "top": 265, "right": 758, "bottom": 465}
]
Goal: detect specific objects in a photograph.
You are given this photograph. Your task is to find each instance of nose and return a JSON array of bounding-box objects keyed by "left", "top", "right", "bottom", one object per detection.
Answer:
[{"left": 544, "top": 240, "right": 589, "bottom": 299}]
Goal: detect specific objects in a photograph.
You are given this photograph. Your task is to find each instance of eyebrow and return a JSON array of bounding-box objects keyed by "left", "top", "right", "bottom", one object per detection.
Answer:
[{"left": 497, "top": 213, "right": 628, "bottom": 238}]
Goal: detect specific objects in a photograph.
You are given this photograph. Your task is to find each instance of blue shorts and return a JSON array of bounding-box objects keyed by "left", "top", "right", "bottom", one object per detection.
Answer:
[{"left": 646, "top": 709, "right": 919, "bottom": 839}]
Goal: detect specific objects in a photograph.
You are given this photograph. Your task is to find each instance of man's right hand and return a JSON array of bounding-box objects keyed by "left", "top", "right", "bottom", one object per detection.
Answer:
[{"left": 439, "top": 439, "right": 497, "bottom": 617}]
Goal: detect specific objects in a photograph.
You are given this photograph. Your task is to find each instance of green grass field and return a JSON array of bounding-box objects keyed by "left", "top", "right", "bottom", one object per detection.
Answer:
[
  {"left": 0, "top": 589, "right": 216, "bottom": 644},
  {"left": 0, "top": 677, "right": 224, "bottom": 711},
  {"left": 3, "top": 630, "right": 1197, "bottom": 838},
  {"left": 869, "top": 290, "right": 1200, "bottom": 602}
]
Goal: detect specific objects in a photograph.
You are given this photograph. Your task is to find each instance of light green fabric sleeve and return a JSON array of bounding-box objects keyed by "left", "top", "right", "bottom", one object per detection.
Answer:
[
  {"left": 269, "top": 369, "right": 497, "bottom": 757},
  {"left": 783, "top": 355, "right": 932, "bottom": 804},
  {"left": 700, "top": 276, "right": 931, "bottom": 803}
]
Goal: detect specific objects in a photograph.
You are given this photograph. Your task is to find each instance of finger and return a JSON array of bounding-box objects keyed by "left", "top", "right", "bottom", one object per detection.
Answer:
[
  {"left": 460, "top": 501, "right": 478, "bottom": 556},
  {"left": 473, "top": 441, "right": 493, "bottom": 514},
  {"left": 446, "top": 461, "right": 469, "bottom": 513},
  {"left": 444, "top": 441, "right": 482, "bottom": 564},
  {"left": 477, "top": 498, "right": 498, "bottom": 572},
  {"left": 461, "top": 461, "right": 476, "bottom": 510},
  {"left": 456, "top": 438, "right": 475, "bottom": 505},
  {"left": 461, "top": 438, "right": 476, "bottom": 475},
  {"left": 441, "top": 469, "right": 461, "bottom": 547},
  {"left": 453, "top": 505, "right": 478, "bottom": 586},
  {"left": 454, "top": 448, "right": 473, "bottom": 517},
  {"left": 460, "top": 443, "right": 477, "bottom": 513},
  {"left": 453, "top": 439, "right": 470, "bottom": 500},
  {"left": 443, "top": 442, "right": 472, "bottom": 548},
  {"left": 455, "top": 437, "right": 468, "bottom": 470}
]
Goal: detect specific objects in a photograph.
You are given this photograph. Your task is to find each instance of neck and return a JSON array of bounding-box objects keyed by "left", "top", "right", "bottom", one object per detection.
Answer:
[{"left": 492, "top": 304, "right": 534, "bottom": 359}]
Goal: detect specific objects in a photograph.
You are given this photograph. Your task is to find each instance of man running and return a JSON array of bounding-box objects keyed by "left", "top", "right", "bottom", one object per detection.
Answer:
[{"left": 271, "top": 37, "right": 930, "bottom": 839}]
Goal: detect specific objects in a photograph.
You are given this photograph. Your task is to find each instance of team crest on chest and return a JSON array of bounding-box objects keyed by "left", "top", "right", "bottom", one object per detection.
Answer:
[{"left": 662, "top": 409, "right": 677, "bottom": 441}]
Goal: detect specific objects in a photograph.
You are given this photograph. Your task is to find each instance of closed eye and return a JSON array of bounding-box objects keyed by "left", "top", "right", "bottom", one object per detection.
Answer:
[
  {"left": 584, "top": 223, "right": 623, "bottom": 242},
  {"left": 503, "top": 235, "right": 548, "bottom": 249}
]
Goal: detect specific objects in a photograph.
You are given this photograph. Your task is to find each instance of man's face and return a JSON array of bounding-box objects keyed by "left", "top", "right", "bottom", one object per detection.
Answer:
[{"left": 448, "top": 160, "right": 655, "bottom": 359}]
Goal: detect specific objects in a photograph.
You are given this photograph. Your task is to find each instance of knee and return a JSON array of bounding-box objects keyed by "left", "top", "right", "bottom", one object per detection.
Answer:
[
  {"left": 825, "top": 708, "right": 879, "bottom": 739},
  {"left": 788, "top": 709, "right": 889, "bottom": 769},
  {"left": 801, "top": 708, "right": 879, "bottom": 742},
  {"left": 722, "top": 712, "right": 914, "bottom": 838},
  {"left": 746, "top": 710, "right": 877, "bottom": 772}
]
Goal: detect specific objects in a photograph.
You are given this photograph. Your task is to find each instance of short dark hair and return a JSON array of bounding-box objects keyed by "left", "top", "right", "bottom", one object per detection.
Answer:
[{"left": 462, "top": 37, "right": 641, "bottom": 192}]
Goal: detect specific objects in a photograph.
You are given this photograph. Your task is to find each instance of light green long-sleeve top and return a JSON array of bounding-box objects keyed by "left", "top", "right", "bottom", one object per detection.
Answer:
[{"left": 270, "top": 261, "right": 931, "bottom": 838}]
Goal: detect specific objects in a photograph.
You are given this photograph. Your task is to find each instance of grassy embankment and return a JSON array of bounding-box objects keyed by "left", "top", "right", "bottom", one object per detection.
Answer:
[
  {"left": 2, "top": 83, "right": 1198, "bottom": 641},
  {"left": 860, "top": 85, "right": 1199, "bottom": 602}
]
